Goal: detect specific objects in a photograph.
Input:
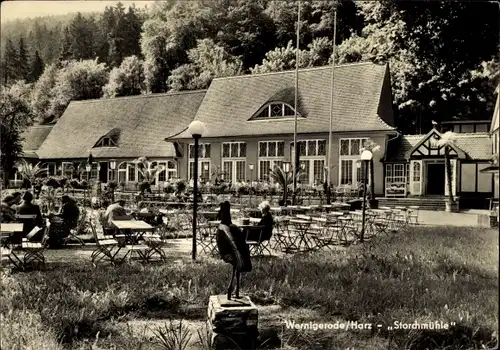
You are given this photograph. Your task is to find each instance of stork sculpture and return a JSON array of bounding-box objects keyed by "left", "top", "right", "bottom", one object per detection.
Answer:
[{"left": 216, "top": 201, "right": 252, "bottom": 300}]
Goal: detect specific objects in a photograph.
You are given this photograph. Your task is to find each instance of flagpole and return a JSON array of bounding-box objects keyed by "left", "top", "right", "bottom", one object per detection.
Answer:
[
  {"left": 326, "top": 4, "right": 337, "bottom": 204},
  {"left": 292, "top": 0, "right": 301, "bottom": 205}
]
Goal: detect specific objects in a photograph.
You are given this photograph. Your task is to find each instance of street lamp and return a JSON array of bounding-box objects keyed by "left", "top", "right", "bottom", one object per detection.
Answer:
[
  {"left": 282, "top": 162, "right": 291, "bottom": 207},
  {"left": 109, "top": 160, "right": 117, "bottom": 202},
  {"left": 188, "top": 120, "right": 206, "bottom": 260},
  {"left": 360, "top": 150, "right": 373, "bottom": 243},
  {"left": 203, "top": 163, "right": 209, "bottom": 183},
  {"left": 249, "top": 164, "right": 255, "bottom": 206}
]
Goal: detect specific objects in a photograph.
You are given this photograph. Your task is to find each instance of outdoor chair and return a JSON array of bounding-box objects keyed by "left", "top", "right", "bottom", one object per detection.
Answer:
[
  {"left": 196, "top": 218, "right": 218, "bottom": 255},
  {"left": 407, "top": 206, "right": 420, "bottom": 225},
  {"left": 89, "top": 220, "right": 122, "bottom": 267},
  {"left": 62, "top": 213, "right": 87, "bottom": 247},
  {"left": 245, "top": 225, "right": 270, "bottom": 256},
  {"left": 21, "top": 226, "right": 50, "bottom": 270},
  {"left": 142, "top": 233, "right": 168, "bottom": 262}
]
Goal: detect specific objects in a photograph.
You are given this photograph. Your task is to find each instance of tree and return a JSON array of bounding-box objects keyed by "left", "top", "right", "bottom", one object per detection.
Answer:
[
  {"left": 18, "top": 37, "right": 30, "bottom": 81},
  {"left": 215, "top": 0, "right": 277, "bottom": 69},
  {"left": 167, "top": 39, "right": 242, "bottom": 91},
  {"left": 337, "top": 1, "right": 499, "bottom": 134},
  {"left": 49, "top": 59, "right": 108, "bottom": 118},
  {"left": 437, "top": 131, "right": 457, "bottom": 212},
  {"left": 3, "top": 39, "right": 19, "bottom": 85},
  {"left": 269, "top": 165, "right": 301, "bottom": 206},
  {"left": 67, "top": 13, "right": 97, "bottom": 60},
  {"left": 103, "top": 55, "right": 145, "bottom": 98},
  {"left": 141, "top": 19, "right": 171, "bottom": 93},
  {"left": 0, "top": 86, "right": 32, "bottom": 187},
  {"left": 29, "top": 50, "right": 45, "bottom": 82},
  {"left": 59, "top": 26, "right": 74, "bottom": 61},
  {"left": 30, "top": 63, "right": 60, "bottom": 122},
  {"left": 16, "top": 160, "right": 48, "bottom": 190}
]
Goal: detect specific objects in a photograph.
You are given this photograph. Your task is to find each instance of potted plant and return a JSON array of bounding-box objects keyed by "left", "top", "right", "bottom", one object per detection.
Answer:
[{"left": 270, "top": 166, "right": 299, "bottom": 206}]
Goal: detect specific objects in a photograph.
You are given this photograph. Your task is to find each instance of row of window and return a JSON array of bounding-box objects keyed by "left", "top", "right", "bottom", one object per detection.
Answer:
[{"left": 189, "top": 139, "right": 349, "bottom": 159}]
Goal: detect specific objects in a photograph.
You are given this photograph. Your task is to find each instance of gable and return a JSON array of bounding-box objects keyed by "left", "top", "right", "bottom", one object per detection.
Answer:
[{"left": 406, "top": 128, "right": 466, "bottom": 159}]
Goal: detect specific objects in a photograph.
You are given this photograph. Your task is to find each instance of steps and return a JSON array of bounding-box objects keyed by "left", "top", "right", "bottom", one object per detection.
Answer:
[{"left": 376, "top": 197, "right": 459, "bottom": 211}]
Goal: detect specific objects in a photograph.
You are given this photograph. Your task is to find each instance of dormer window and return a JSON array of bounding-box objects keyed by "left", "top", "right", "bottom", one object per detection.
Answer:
[
  {"left": 93, "top": 128, "right": 120, "bottom": 148},
  {"left": 254, "top": 102, "right": 298, "bottom": 119},
  {"left": 95, "top": 137, "right": 117, "bottom": 147}
]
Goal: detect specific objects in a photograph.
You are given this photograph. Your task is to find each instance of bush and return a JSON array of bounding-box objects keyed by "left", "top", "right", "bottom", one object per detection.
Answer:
[{"left": 44, "top": 177, "right": 61, "bottom": 188}]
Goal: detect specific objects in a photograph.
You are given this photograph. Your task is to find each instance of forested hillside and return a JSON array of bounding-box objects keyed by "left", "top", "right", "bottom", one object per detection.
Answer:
[{"left": 1, "top": 0, "right": 499, "bottom": 136}]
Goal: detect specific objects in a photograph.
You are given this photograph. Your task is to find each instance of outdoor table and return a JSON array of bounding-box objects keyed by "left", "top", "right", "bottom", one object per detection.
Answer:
[
  {"left": 0, "top": 223, "right": 24, "bottom": 247},
  {"left": 1, "top": 223, "right": 24, "bottom": 266},
  {"left": 199, "top": 211, "right": 219, "bottom": 221},
  {"left": 288, "top": 219, "right": 313, "bottom": 252},
  {"left": 111, "top": 220, "right": 154, "bottom": 245}
]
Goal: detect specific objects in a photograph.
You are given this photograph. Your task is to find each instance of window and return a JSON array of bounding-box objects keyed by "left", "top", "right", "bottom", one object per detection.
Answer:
[
  {"left": 258, "top": 141, "right": 285, "bottom": 182},
  {"left": 95, "top": 136, "right": 117, "bottom": 147},
  {"left": 340, "top": 138, "right": 368, "bottom": 156},
  {"left": 254, "top": 103, "right": 297, "bottom": 119},
  {"left": 127, "top": 164, "right": 136, "bottom": 182},
  {"left": 290, "top": 140, "right": 327, "bottom": 186},
  {"left": 118, "top": 162, "right": 127, "bottom": 184},
  {"left": 62, "top": 162, "right": 73, "bottom": 178},
  {"left": 340, "top": 160, "right": 353, "bottom": 184},
  {"left": 189, "top": 161, "right": 210, "bottom": 181},
  {"left": 413, "top": 162, "right": 421, "bottom": 182},
  {"left": 189, "top": 143, "right": 211, "bottom": 159},
  {"left": 339, "top": 138, "right": 369, "bottom": 185},
  {"left": 222, "top": 142, "right": 246, "bottom": 158}
]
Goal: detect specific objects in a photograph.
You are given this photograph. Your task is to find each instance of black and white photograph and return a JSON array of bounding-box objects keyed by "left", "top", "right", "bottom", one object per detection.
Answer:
[{"left": 0, "top": 0, "right": 499, "bottom": 349}]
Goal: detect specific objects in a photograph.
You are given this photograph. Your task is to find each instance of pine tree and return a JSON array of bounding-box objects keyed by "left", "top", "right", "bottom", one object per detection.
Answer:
[
  {"left": 29, "top": 50, "right": 45, "bottom": 82},
  {"left": 59, "top": 26, "right": 73, "bottom": 61},
  {"left": 18, "top": 37, "right": 30, "bottom": 81},
  {"left": 3, "top": 39, "right": 19, "bottom": 85}
]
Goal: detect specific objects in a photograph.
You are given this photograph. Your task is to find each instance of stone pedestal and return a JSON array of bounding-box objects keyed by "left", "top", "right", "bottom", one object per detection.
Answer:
[{"left": 207, "top": 295, "right": 259, "bottom": 350}]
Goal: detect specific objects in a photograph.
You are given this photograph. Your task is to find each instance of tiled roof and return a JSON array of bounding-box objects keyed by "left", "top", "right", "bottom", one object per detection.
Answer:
[
  {"left": 21, "top": 125, "right": 53, "bottom": 158},
  {"left": 385, "top": 133, "right": 492, "bottom": 161},
  {"left": 36, "top": 91, "right": 206, "bottom": 159},
  {"left": 173, "top": 62, "right": 395, "bottom": 139}
]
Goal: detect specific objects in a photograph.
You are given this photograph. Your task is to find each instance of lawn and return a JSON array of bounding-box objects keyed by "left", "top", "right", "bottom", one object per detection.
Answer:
[{"left": 1, "top": 225, "right": 498, "bottom": 350}]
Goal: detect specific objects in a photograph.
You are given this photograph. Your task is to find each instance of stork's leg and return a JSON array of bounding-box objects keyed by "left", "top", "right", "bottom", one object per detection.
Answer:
[
  {"left": 235, "top": 270, "right": 241, "bottom": 299},
  {"left": 227, "top": 265, "right": 236, "bottom": 300}
]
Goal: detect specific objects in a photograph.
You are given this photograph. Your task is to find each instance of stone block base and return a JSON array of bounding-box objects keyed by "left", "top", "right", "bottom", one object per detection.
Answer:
[{"left": 208, "top": 295, "right": 259, "bottom": 349}]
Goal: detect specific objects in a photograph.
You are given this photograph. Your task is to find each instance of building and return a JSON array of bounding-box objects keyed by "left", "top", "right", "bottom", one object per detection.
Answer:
[{"left": 16, "top": 62, "right": 498, "bottom": 208}]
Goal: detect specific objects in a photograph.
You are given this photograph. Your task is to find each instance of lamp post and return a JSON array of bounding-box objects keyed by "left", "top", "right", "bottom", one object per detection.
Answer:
[
  {"left": 249, "top": 164, "right": 254, "bottom": 206},
  {"left": 282, "top": 162, "right": 291, "bottom": 207},
  {"left": 85, "top": 163, "right": 91, "bottom": 207},
  {"left": 188, "top": 120, "right": 206, "bottom": 260},
  {"left": 109, "top": 160, "right": 117, "bottom": 202},
  {"left": 360, "top": 150, "right": 373, "bottom": 243}
]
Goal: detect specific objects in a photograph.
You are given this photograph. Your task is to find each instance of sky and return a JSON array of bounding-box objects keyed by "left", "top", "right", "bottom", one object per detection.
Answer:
[{"left": 1, "top": 1, "right": 155, "bottom": 23}]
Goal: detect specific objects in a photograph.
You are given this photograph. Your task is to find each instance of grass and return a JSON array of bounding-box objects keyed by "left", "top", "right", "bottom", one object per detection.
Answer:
[{"left": 1, "top": 225, "right": 498, "bottom": 349}]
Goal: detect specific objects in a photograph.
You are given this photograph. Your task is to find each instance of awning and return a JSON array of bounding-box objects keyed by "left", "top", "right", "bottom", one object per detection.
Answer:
[{"left": 479, "top": 165, "right": 499, "bottom": 173}]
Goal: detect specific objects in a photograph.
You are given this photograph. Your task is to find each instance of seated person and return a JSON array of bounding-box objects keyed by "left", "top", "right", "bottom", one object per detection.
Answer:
[
  {"left": 103, "top": 200, "right": 131, "bottom": 237},
  {"left": 246, "top": 201, "right": 274, "bottom": 242},
  {"left": 10, "top": 192, "right": 22, "bottom": 212},
  {"left": 53, "top": 196, "right": 80, "bottom": 239},
  {"left": 0, "top": 195, "right": 17, "bottom": 223},
  {"left": 104, "top": 200, "right": 129, "bottom": 226},
  {"left": 16, "top": 191, "right": 44, "bottom": 242}
]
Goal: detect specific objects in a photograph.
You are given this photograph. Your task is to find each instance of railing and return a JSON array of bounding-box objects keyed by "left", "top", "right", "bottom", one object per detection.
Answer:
[{"left": 385, "top": 176, "right": 407, "bottom": 197}]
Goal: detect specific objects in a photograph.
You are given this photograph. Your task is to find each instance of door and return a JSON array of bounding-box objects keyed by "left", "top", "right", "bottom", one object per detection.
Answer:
[
  {"left": 426, "top": 163, "right": 445, "bottom": 195},
  {"left": 99, "top": 162, "right": 108, "bottom": 183},
  {"left": 409, "top": 160, "right": 422, "bottom": 196}
]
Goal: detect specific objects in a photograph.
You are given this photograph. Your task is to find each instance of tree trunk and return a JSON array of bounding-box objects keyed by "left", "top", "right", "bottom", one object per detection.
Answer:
[
  {"left": 369, "top": 159, "right": 375, "bottom": 200},
  {"left": 445, "top": 147, "right": 454, "bottom": 212}
]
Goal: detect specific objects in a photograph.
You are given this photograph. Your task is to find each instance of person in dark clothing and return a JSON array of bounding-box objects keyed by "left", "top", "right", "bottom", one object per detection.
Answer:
[
  {"left": 57, "top": 195, "right": 80, "bottom": 231},
  {"left": 216, "top": 201, "right": 252, "bottom": 299},
  {"left": 246, "top": 201, "right": 274, "bottom": 242},
  {"left": 0, "top": 195, "right": 17, "bottom": 223},
  {"left": 16, "top": 191, "right": 44, "bottom": 242}
]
